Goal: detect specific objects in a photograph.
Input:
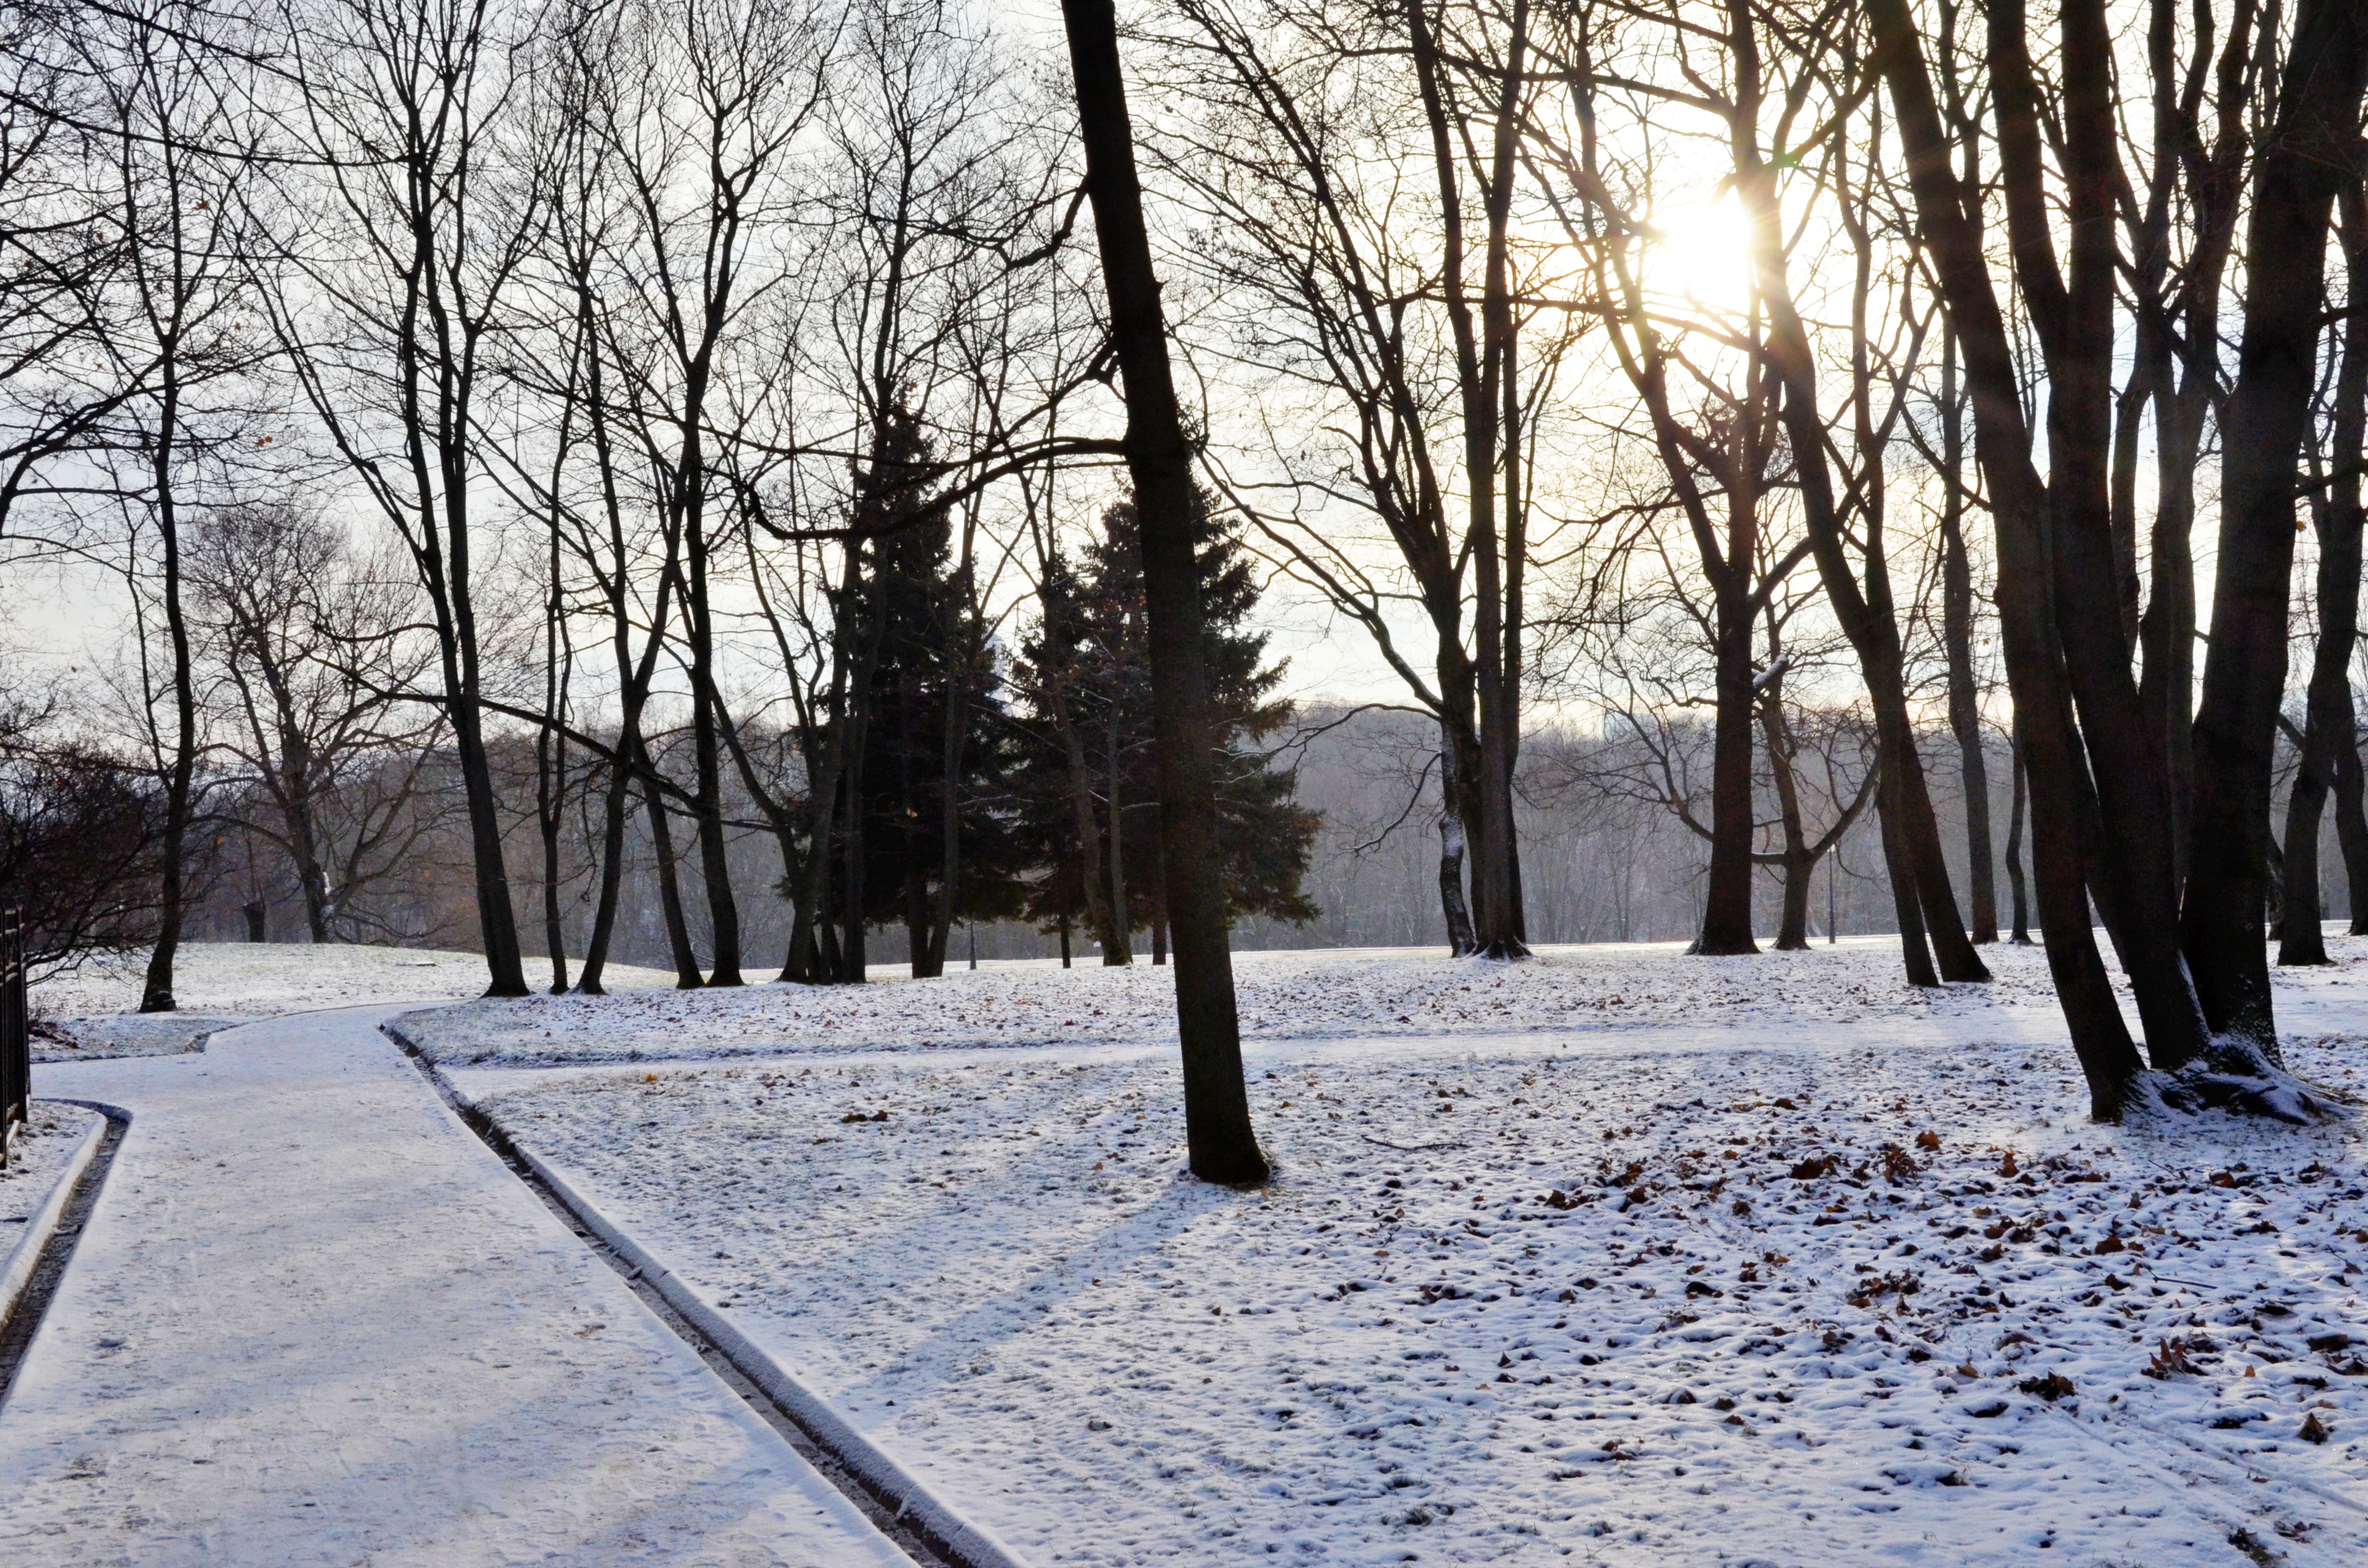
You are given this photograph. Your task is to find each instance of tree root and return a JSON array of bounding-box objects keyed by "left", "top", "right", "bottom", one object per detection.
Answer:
[{"left": 2121, "top": 1048, "right": 2356, "bottom": 1126}]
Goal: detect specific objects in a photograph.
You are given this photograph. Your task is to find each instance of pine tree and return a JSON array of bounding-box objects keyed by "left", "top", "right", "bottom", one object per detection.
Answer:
[{"left": 1012, "top": 490, "right": 1318, "bottom": 960}]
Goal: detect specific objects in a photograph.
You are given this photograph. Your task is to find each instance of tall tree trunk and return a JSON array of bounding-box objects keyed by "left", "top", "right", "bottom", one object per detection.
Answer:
[
  {"left": 1871, "top": 0, "right": 2148, "bottom": 1113},
  {"left": 2183, "top": 0, "right": 2368, "bottom": 1047},
  {"left": 537, "top": 549, "right": 571, "bottom": 995},
  {"left": 2283, "top": 182, "right": 2368, "bottom": 961},
  {"left": 1150, "top": 806, "right": 1169, "bottom": 966},
  {"left": 1437, "top": 730, "right": 1476, "bottom": 956},
  {"left": 924, "top": 630, "right": 971, "bottom": 977},
  {"left": 139, "top": 381, "right": 194, "bottom": 1016},
  {"left": 645, "top": 770, "right": 702, "bottom": 990},
  {"left": 1938, "top": 327, "right": 1998, "bottom": 943},
  {"left": 2339, "top": 737, "right": 2368, "bottom": 934},
  {"left": 1404, "top": 0, "right": 1529, "bottom": 957},
  {"left": 1061, "top": 0, "right": 1267, "bottom": 1182},
  {"left": 1759, "top": 701, "right": 1812, "bottom": 952},
  {"left": 1104, "top": 705, "right": 1132, "bottom": 965},
  {"left": 1734, "top": 53, "right": 1984, "bottom": 987},
  {"left": 2006, "top": 737, "right": 2033, "bottom": 944},
  {"left": 1698, "top": 567, "right": 1759, "bottom": 956}
]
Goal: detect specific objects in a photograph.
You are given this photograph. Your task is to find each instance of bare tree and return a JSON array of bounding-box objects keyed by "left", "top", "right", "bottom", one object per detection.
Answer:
[
  {"left": 259, "top": 0, "right": 543, "bottom": 995},
  {"left": 1060, "top": 0, "right": 1268, "bottom": 1183}
]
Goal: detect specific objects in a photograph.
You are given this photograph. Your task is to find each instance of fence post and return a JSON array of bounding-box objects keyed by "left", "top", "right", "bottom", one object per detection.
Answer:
[{"left": 0, "top": 908, "right": 25, "bottom": 1168}]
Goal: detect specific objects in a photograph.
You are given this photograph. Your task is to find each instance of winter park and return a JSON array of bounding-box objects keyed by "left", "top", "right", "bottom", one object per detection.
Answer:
[{"left": 3, "top": 0, "right": 2368, "bottom": 1565}]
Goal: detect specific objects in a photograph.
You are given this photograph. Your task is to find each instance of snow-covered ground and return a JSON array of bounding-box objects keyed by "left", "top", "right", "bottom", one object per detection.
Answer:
[
  {"left": 0, "top": 1007, "right": 912, "bottom": 1566},
  {"left": 400, "top": 936, "right": 2092, "bottom": 1069},
  {"left": 411, "top": 935, "right": 2368, "bottom": 1567},
  {"left": 31, "top": 942, "right": 676, "bottom": 1061},
  {"left": 0, "top": 1105, "right": 103, "bottom": 1226}
]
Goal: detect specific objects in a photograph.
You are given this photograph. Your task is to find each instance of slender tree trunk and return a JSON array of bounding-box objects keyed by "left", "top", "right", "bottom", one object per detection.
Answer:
[
  {"left": 537, "top": 568, "right": 570, "bottom": 996},
  {"left": 924, "top": 632, "right": 970, "bottom": 977},
  {"left": 2183, "top": 0, "right": 2368, "bottom": 1047},
  {"left": 2006, "top": 737, "right": 2033, "bottom": 944},
  {"left": 2340, "top": 738, "right": 2368, "bottom": 934},
  {"left": 1758, "top": 691, "right": 1812, "bottom": 951},
  {"left": 1061, "top": 0, "right": 1267, "bottom": 1182},
  {"left": 1437, "top": 732, "right": 1476, "bottom": 956},
  {"left": 139, "top": 366, "right": 193, "bottom": 1013},
  {"left": 1738, "top": 98, "right": 1984, "bottom": 987},
  {"left": 1939, "top": 327, "right": 1998, "bottom": 943},
  {"left": 1698, "top": 570, "right": 1759, "bottom": 956},
  {"left": 646, "top": 770, "right": 702, "bottom": 990},
  {"left": 2283, "top": 184, "right": 2368, "bottom": 962},
  {"left": 1871, "top": 0, "right": 2147, "bottom": 1112},
  {"left": 1150, "top": 806, "right": 1169, "bottom": 966},
  {"left": 1104, "top": 705, "right": 1132, "bottom": 965}
]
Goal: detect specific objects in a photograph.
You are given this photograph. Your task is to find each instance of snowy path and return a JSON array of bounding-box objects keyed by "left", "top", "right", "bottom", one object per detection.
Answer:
[{"left": 0, "top": 1006, "right": 913, "bottom": 1568}]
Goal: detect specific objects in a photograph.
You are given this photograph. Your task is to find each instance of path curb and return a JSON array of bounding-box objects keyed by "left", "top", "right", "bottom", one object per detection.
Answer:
[
  {"left": 508, "top": 1137, "right": 1037, "bottom": 1568},
  {"left": 0, "top": 1111, "right": 107, "bottom": 1330}
]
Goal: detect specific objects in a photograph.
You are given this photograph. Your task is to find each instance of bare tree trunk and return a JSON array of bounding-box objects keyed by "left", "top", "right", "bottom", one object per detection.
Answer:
[
  {"left": 1103, "top": 704, "right": 1132, "bottom": 965},
  {"left": 1437, "top": 731, "right": 1476, "bottom": 956},
  {"left": 1149, "top": 804, "right": 1168, "bottom": 965},
  {"left": 2183, "top": 0, "right": 2368, "bottom": 1047},
  {"left": 138, "top": 379, "right": 193, "bottom": 1015},
  {"left": 1938, "top": 326, "right": 1998, "bottom": 943},
  {"left": 1698, "top": 565, "right": 1759, "bottom": 956},
  {"left": 2282, "top": 184, "right": 2368, "bottom": 966},
  {"left": 537, "top": 520, "right": 571, "bottom": 994},
  {"left": 1871, "top": 0, "right": 2148, "bottom": 1113},
  {"left": 646, "top": 769, "right": 702, "bottom": 990},
  {"left": 1759, "top": 702, "right": 1812, "bottom": 952},
  {"left": 1061, "top": 0, "right": 1266, "bottom": 1183},
  {"left": 2006, "top": 736, "right": 2032, "bottom": 944}
]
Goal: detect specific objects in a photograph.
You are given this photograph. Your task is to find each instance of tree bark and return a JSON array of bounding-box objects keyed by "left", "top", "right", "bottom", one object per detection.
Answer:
[
  {"left": 1104, "top": 703, "right": 1132, "bottom": 964},
  {"left": 1437, "top": 732, "right": 1476, "bottom": 956},
  {"left": 1938, "top": 326, "right": 1998, "bottom": 943},
  {"left": 2006, "top": 736, "right": 2032, "bottom": 944},
  {"left": 1061, "top": 0, "right": 1267, "bottom": 1182},
  {"left": 2183, "top": 0, "right": 2368, "bottom": 1046},
  {"left": 645, "top": 767, "right": 703, "bottom": 991},
  {"left": 1870, "top": 0, "right": 2148, "bottom": 1113},
  {"left": 1697, "top": 553, "right": 1760, "bottom": 956},
  {"left": 138, "top": 375, "right": 193, "bottom": 1015}
]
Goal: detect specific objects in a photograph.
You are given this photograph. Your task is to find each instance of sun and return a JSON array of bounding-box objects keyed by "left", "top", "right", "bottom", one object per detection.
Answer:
[{"left": 1640, "top": 193, "right": 1755, "bottom": 312}]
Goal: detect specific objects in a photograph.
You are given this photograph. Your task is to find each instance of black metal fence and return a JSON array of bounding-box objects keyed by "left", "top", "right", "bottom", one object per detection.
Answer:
[{"left": 0, "top": 908, "right": 25, "bottom": 1167}]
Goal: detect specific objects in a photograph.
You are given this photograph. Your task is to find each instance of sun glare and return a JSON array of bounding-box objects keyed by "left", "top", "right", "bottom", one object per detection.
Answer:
[{"left": 1641, "top": 194, "right": 1754, "bottom": 312}]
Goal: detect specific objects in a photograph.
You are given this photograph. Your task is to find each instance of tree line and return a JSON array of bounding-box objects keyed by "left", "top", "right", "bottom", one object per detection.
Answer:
[{"left": 5, "top": 0, "right": 2367, "bottom": 1171}]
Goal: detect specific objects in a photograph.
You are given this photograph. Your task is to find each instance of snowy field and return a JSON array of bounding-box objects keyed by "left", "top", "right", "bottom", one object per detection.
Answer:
[
  {"left": 408, "top": 936, "right": 2368, "bottom": 1567},
  {"left": 30, "top": 942, "right": 675, "bottom": 1060},
  {"left": 400, "top": 936, "right": 2096, "bottom": 1070}
]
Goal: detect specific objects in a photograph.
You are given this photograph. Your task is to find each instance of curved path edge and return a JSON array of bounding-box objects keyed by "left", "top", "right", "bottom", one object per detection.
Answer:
[
  {"left": 511, "top": 1141, "right": 1038, "bottom": 1568},
  {"left": 385, "top": 1021, "right": 1036, "bottom": 1568},
  {"left": 0, "top": 1109, "right": 114, "bottom": 1334}
]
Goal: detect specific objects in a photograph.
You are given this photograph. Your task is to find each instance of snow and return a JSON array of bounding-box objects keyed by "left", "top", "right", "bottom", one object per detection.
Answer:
[
  {"left": 0, "top": 1104, "right": 104, "bottom": 1232},
  {"left": 32, "top": 942, "right": 677, "bottom": 1061},
  {"left": 407, "top": 936, "right": 2368, "bottom": 1567},
  {"left": 397, "top": 935, "right": 2089, "bottom": 1070},
  {"left": 0, "top": 1006, "right": 912, "bottom": 1567}
]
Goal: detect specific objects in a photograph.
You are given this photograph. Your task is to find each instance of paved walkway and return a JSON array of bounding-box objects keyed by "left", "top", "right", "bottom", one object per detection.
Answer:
[{"left": 0, "top": 1006, "right": 910, "bottom": 1568}]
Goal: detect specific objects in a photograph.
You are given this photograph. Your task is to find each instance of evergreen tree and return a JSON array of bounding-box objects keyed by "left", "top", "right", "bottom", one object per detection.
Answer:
[{"left": 1011, "top": 489, "right": 1318, "bottom": 960}]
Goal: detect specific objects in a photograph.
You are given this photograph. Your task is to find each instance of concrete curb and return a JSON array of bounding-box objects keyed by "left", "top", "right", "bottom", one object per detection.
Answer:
[
  {"left": 508, "top": 1137, "right": 1037, "bottom": 1568},
  {"left": 0, "top": 1112, "right": 108, "bottom": 1330}
]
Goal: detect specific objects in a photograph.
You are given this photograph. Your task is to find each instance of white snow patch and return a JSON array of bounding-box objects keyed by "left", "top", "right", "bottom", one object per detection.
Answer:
[
  {"left": 34, "top": 941, "right": 678, "bottom": 1032},
  {"left": 0, "top": 1104, "right": 104, "bottom": 1226},
  {"left": 438, "top": 941, "right": 2368, "bottom": 1566}
]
